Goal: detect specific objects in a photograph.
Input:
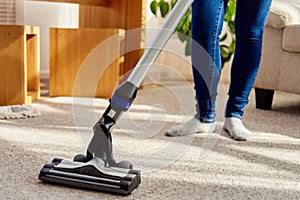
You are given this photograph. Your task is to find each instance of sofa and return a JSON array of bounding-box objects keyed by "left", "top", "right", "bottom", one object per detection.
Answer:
[{"left": 254, "top": 0, "right": 300, "bottom": 109}]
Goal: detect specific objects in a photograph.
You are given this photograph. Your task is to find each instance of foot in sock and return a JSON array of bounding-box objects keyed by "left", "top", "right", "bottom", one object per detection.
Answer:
[
  {"left": 165, "top": 118, "right": 216, "bottom": 137},
  {"left": 223, "top": 117, "right": 252, "bottom": 141}
]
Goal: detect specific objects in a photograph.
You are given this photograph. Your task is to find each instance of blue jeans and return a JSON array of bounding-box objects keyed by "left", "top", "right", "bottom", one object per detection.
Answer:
[{"left": 191, "top": 0, "right": 272, "bottom": 122}]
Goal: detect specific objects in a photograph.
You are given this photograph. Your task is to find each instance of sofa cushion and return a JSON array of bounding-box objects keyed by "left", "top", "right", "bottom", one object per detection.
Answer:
[
  {"left": 267, "top": 0, "right": 300, "bottom": 29},
  {"left": 282, "top": 24, "right": 300, "bottom": 52}
]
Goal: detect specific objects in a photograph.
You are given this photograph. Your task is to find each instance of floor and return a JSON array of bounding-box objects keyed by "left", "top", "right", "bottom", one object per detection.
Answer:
[{"left": 0, "top": 76, "right": 300, "bottom": 199}]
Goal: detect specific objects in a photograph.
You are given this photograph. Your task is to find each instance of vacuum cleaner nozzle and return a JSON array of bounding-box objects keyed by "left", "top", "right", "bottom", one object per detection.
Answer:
[
  {"left": 38, "top": 158, "right": 141, "bottom": 195},
  {"left": 38, "top": 114, "right": 141, "bottom": 195}
]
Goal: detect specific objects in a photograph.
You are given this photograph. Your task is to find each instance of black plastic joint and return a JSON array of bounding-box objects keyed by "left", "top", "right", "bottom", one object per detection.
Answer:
[{"left": 110, "top": 81, "right": 138, "bottom": 111}]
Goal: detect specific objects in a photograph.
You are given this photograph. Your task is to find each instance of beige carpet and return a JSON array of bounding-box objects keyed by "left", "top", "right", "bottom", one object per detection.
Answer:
[{"left": 0, "top": 79, "right": 299, "bottom": 199}]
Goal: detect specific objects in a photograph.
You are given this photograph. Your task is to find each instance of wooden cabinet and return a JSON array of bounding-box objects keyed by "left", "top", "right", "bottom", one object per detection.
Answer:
[
  {"left": 49, "top": 28, "right": 124, "bottom": 98},
  {"left": 0, "top": 25, "right": 40, "bottom": 106},
  {"left": 32, "top": 0, "right": 110, "bottom": 7},
  {"left": 40, "top": 0, "right": 145, "bottom": 98},
  {"left": 79, "top": 0, "right": 146, "bottom": 76}
]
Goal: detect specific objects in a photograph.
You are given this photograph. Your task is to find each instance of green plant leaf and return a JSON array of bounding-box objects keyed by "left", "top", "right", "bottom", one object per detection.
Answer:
[
  {"left": 176, "top": 18, "right": 185, "bottom": 32},
  {"left": 159, "top": 0, "right": 169, "bottom": 17},
  {"left": 177, "top": 11, "right": 190, "bottom": 34},
  {"left": 185, "top": 37, "right": 192, "bottom": 56},
  {"left": 220, "top": 33, "right": 228, "bottom": 42},
  {"left": 220, "top": 45, "right": 232, "bottom": 63},
  {"left": 171, "top": 0, "right": 178, "bottom": 8},
  {"left": 178, "top": 32, "right": 187, "bottom": 42},
  {"left": 150, "top": 1, "right": 158, "bottom": 16},
  {"left": 225, "top": 0, "right": 236, "bottom": 21},
  {"left": 220, "top": 44, "right": 230, "bottom": 51},
  {"left": 149, "top": 0, "right": 236, "bottom": 67},
  {"left": 229, "top": 40, "right": 235, "bottom": 52},
  {"left": 228, "top": 21, "right": 235, "bottom": 34}
]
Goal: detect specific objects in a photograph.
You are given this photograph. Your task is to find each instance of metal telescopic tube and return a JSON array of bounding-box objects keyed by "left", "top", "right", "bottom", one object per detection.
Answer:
[{"left": 127, "top": 0, "right": 194, "bottom": 87}]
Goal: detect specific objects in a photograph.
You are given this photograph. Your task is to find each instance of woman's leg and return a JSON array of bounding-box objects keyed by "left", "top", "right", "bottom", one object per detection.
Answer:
[
  {"left": 192, "top": 0, "right": 228, "bottom": 123},
  {"left": 166, "top": 0, "right": 228, "bottom": 136},
  {"left": 224, "top": 0, "right": 272, "bottom": 140}
]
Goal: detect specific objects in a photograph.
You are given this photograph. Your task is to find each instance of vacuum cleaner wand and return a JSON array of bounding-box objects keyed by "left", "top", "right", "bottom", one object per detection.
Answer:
[
  {"left": 88, "top": 0, "right": 194, "bottom": 165},
  {"left": 39, "top": 0, "right": 194, "bottom": 195},
  {"left": 88, "top": 0, "right": 194, "bottom": 170}
]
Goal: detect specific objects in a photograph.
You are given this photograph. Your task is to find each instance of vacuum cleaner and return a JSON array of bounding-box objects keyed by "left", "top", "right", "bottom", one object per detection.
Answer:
[{"left": 38, "top": 0, "right": 194, "bottom": 195}]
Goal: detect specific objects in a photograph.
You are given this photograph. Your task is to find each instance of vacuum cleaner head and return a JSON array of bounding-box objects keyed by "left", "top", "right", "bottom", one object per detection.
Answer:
[
  {"left": 39, "top": 157, "right": 141, "bottom": 195},
  {"left": 38, "top": 106, "right": 141, "bottom": 195}
]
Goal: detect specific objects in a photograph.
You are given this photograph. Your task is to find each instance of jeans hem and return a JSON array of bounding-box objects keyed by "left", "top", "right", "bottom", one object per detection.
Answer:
[
  {"left": 225, "top": 114, "right": 242, "bottom": 120},
  {"left": 196, "top": 117, "right": 216, "bottom": 123}
]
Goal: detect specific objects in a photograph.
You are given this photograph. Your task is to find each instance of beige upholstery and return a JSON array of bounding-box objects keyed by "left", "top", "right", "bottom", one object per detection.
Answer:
[{"left": 254, "top": 0, "right": 300, "bottom": 109}]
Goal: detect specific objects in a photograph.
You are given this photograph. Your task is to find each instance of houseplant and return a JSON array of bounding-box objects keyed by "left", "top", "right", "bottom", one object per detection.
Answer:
[{"left": 150, "top": 0, "right": 236, "bottom": 67}]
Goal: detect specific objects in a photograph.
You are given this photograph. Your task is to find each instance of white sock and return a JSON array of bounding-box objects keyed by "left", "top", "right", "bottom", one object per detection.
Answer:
[
  {"left": 223, "top": 117, "right": 252, "bottom": 141},
  {"left": 165, "top": 118, "right": 216, "bottom": 137}
]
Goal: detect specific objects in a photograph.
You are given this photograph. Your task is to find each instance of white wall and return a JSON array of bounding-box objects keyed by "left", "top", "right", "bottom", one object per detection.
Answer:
[
  {"left": 0, "top": 0, "right": 16, "bottom": 24},
  {"left": 19, "top": 0, "right": 79, "bottom": 77}
]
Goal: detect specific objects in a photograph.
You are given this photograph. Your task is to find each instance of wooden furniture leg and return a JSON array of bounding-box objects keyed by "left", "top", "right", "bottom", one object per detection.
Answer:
[{"left": 0, "top": 25, "right": 40, "bottom": 106}]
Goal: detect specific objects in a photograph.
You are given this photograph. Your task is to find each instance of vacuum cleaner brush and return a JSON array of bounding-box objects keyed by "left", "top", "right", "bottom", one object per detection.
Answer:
[{"left": 39, "top": 158, "right": 141, "bottom": 195}]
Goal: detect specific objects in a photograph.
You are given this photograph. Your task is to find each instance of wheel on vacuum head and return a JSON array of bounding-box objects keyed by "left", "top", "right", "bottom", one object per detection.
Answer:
[
  {"left": 116, "top": 160, "right": 133, "bottom": 169},
  {"left": 73, "top": 154, "right": 88, "bottom": 162}
]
